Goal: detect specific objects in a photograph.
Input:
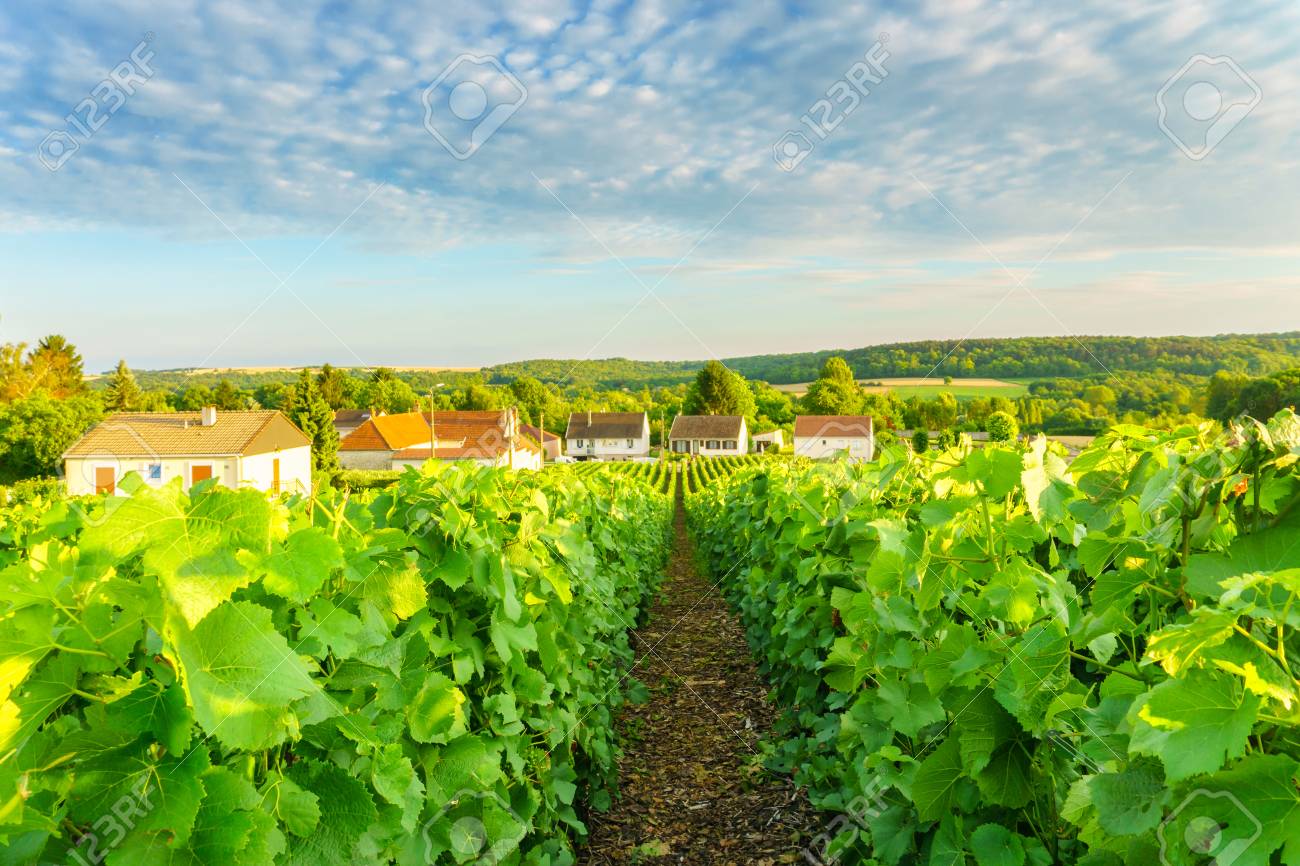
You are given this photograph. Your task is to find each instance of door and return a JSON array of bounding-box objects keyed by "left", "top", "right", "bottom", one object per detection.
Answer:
[
  {"left": 272, "top": 458, "right": 281, "bottom": 493},
  {"left": 190, "top": 464, "right": 213, "bottom": 487},
  {"left": 94, "top": 466, "right": 116, "bottom": 494}
]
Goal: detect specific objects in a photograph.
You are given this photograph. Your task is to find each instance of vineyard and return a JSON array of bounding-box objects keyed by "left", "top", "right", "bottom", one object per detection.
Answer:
[
  {"left": 0, "top": 464, "right": 672, "bottom": 864},
  {"left": 5, "top": 418, "right": 1300, "bottom": 865},
  {"left": 687, "top": 413, "right": 1300, "bottom": 865}
]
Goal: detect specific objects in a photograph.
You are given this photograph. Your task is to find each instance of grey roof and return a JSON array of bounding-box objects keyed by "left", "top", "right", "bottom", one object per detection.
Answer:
[
  {"left": 669, "top": 415, "right": 745, "bottom": 440},
  {"left": 566, "top": 412, "right": 648, "bottom": 439}
]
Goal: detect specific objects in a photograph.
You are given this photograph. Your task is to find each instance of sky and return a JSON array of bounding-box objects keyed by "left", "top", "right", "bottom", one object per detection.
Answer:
[{"left": 1, "top": 0, "right": 1298, "bottom": 372}]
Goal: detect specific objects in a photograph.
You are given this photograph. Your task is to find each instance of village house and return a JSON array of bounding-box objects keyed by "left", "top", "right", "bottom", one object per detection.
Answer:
[
  {"left": 564, "top": 412, "right": 651, "bottom": 461},
  {"left": 751, "top": 429, "right": 785, "bottom": 453},
  {"left": 339, "top": 409, "right": 542, "bottom": 471},
  {"left": 668, "top": 415, "right": 748, "bottom": 456},
  {"left": 520, "top": 423, "right": 563, "bottom": 461},
  {"left": 333, "top": 408, "right": 375, "bottom": 439},
  {"left": 793, "top": 415, "right": 875, "bottom": 460},
  {"left": 63, "top": 408, "right": 312, "bottom": 495}
]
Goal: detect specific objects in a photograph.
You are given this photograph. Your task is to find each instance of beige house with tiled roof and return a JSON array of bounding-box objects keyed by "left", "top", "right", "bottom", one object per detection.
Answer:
[
  {"left": 669, "top": 415, "right": 748, "bottom": 456},
  {"left": 63, "top": 408, "right": 312, "bottom": 496}
]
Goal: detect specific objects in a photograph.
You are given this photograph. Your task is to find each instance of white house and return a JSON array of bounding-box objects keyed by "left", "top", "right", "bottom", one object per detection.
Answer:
[
  {"left": 669, "top": 415, "right": 748, "bottom": 456},
  {"left": 564, "top": 412, "right": 651, "bottom": 461},
  {"left": 794, "top": 415, "right": 874, "bottom": 460},
  {"left": 341, "top": 409, "right": 542, "bottom": 471},
  {"left": 63, "top": 408, "right": 312, "bottom": 495},
  {"left": 752, "top": 430, "right": 785, "bottom": 453}
]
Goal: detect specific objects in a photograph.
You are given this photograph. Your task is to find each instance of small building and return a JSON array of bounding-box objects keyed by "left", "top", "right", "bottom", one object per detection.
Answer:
[
  {"left": 669, "top": 415, "right": 748, "bottom": 456},
  {"left": 333, "top": 409, "right": 374, "bottom": 438},
  {"left": 520, "top": 423, "right": 563, "bottom": 461},
  {"left": 752, "top": 430, "right": 785, "bottom": 453},
  {"left": 565, "top": 412, "right": 651, "bottom": 461},
  {"left": 794, "top": 415, "right": 874, "bottom": 460},
  {"left": 63, "top": 408, "right": 312, "bottom": 495},
  {"left": 340, "top": 409, "right": 541, "bottom": 471}
]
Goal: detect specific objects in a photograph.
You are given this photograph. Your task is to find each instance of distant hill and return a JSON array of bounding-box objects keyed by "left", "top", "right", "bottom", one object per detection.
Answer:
[
  {"left": 108, "top": 332, "right": 1300, "bottom": 391},
  {"left": 489, "top": 332, "right": 1300, "bottom": 387}
]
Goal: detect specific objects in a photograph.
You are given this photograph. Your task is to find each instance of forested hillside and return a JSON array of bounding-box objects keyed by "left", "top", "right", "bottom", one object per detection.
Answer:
[{"left": 722, "top": 332, "right": 1300, "bottom": 384}]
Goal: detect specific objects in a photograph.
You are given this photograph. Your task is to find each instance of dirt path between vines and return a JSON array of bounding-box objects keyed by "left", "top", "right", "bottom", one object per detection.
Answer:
[{"left": 579, "top": 492, "right": 817, "bottom": 865}]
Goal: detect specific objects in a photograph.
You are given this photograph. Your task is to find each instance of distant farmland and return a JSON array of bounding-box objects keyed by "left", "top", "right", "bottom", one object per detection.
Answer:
[{"left": 773, "top": 376, "right": 1029, "bottom": 400}]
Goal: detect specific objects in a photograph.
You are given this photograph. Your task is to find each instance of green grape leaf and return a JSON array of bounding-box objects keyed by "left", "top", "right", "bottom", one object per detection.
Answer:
[
  {"left": 407, "top": 672, "right": 468, "bottom": 744},
  {"left": 1129, "top": 669, "right": 1258, "bottom": 782},
  {"left": 259, "top": 527, "right": 344, "bottom": 602},
  {"left": 912, "top": 735, "right": 965, "bottom": 824},
  {"left": 1088, "top": 758, "right": 1167, "bottom": 836},
  {"left": 173, "top": 601, "right": 322, "bottom": 751},
  {"left": 969, "top": 823, "right": 1025, "bottom": 866},
  {"left": 284, "top": 761, "right": 377, "bottom": 866}
]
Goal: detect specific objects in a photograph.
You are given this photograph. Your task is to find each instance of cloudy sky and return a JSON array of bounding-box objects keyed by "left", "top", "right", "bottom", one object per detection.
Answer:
[{"left": 1, "top": 0, "right": 1297, "bottom": 371}]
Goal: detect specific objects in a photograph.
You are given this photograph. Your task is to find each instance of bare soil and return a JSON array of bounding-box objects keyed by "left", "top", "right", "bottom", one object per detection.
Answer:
[{"left": 578, "top": 495, "right": 817, "bottom": 865}]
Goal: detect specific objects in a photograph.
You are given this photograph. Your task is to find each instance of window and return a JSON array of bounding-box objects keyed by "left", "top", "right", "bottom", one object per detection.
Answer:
[
  {"left": 146, "top": 463, "right": 162, "bottom": 480},
  {"left": 724, "top": 440, "right": 736, "bottom": 450},
  {"left": 575, "top": 439, "right": 584, "bottom": 448},
  {"left": 706, "top": 440, "right": 719, "bottom": 450},
  {"left": 627, "top": 439, "right": 634, "bottom": 448}
]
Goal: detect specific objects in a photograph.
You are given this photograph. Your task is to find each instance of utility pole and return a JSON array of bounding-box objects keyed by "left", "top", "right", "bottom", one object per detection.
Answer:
[{"left": 434, "top": 384, "right": 444, "bottom": 465}]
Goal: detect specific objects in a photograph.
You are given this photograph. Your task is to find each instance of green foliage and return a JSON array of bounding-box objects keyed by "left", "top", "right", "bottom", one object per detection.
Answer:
[
  {"left": 0, "top": 463, "right": 672, "bottom": 863},
  {"left": 683, "top": 361, "right": 755, "bottom": 417},
  {"left": 283, "top": 371, "right": 340, "bottom": 475},
  {"left": 0, "top": 391, "right": 103, "bottom": 482},
  {"left": 104, "top": 359, "right": 142, "bottom": 412},
  {"left": 803, "top": 356, "right": 865, "bottom": 416},
  {"left": 686, "top": 411, "right": 1300, "bottom": 864},
  {"left": 362, "top": 377, "right": 419, "bottom": 414},
  {"left": 911, "top": 429, "right": 930, "bottom": 453},
  {"left": 985, "top": 410, "right": 1018, "bottom": 442}
]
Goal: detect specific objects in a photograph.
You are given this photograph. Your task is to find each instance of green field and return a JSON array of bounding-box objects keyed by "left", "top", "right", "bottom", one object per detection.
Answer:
[{"left": 774, "top": 376, "right": 1029, "bottom": 400}]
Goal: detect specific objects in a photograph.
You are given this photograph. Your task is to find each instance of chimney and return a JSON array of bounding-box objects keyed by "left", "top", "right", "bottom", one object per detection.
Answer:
[{"left": 200, "top": 406, "right": 218, "bottom": 427}]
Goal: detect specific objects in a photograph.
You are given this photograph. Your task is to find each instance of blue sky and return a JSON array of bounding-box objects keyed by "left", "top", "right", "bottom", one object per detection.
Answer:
[{"left": 1, "top": 0, "right": 1298, "bottom": 372}]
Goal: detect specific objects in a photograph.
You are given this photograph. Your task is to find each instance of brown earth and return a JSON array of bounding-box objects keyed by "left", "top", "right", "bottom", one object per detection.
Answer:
[{"left": 578, "top": 494, "right": 817, "bottom": 865}]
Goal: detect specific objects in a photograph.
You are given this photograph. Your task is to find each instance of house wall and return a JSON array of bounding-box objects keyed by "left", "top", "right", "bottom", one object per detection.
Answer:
[
  {"left": 239, "top": 446, "right": 312, "bottom": 493},
  {"left": 340, "top": 449, "right": 396, "bottom": 470},
  {"left": 65, "top": 455, "right": 240, "bottom": 495},
  {"left": 390, "top": 447, "right": 542, "bottom": 473},
  {"left": 670, "top": 438, "right": 747, "bottom": 457},
  {"left": 568, "top": 417, "right": 651, "bottom": 461},
  {"left": 793, "top": 435, "right": 874, "bottom": 461}
]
